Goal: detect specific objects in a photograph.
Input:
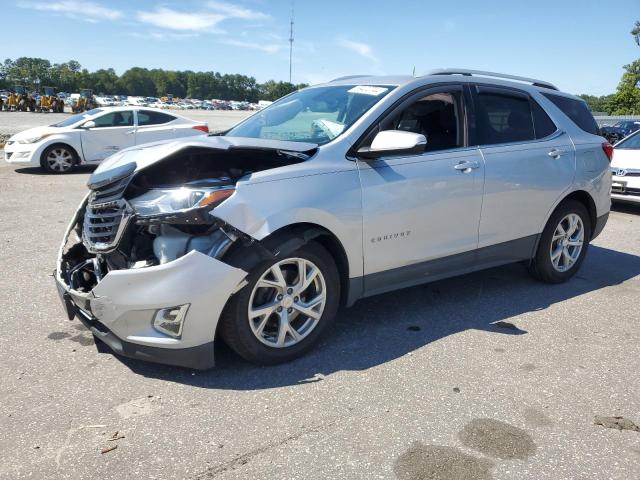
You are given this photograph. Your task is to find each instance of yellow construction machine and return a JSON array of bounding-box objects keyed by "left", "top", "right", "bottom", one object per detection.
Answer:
[
  {"left": 37, "top": 86, "right": 64, "bottom": 113},
  {"left": 71, "top": 89, "right": 96, "bottom": 113},
  {"left": 4, "top": 85, "right": 36, "bottom": 112}
]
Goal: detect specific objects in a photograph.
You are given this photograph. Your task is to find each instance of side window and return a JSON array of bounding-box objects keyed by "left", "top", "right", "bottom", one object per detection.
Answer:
[
  {"left": 474, "top": 91, "right": 534, "bottom": 145},
  {"left": 531, "top": 99, "right": 557, "bottom": 139},
  {"left": 92, "top": 111, "right": 134, "bottom": 128},
  {"left": 379, "top": 91, "right": 461, "bottom": 152},
  {"left": 137, "top": 110, "right": 176, "bottom": 126},
  {"left": 542, "top": 93, "right": 598, "bottom": 135}
]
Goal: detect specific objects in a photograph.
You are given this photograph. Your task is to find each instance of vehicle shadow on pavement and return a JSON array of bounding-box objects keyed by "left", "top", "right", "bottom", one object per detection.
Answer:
[
  {"left": 117, "top": 244, "right": 640, "bottom": 389},
  {"left": 13, "top": 165, "right": 96, "bottom": 175},
  {"left": 611, "top": 203, "right": 640, "bottom": 215}
]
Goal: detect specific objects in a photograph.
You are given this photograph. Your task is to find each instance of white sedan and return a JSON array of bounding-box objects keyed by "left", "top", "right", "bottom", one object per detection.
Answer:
[
  {"left": 4, "top": 107, "right": 209, "bottom": 173},
  {"left": 610, "top": 130, "right": 640, "bottom": 204}
]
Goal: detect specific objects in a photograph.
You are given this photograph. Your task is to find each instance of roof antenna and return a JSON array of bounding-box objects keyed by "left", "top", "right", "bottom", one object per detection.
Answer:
[
  {"left": 412, "top": 66, "right": 416, "bottom": 77},
  {"left": 289, "top": 1, "right": 295, "bottom": 83}
]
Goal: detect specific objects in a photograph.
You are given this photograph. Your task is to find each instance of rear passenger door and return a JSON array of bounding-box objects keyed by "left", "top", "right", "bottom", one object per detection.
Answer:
[
  {"left": 470, "top": 85, "right": 575, "bottom": 256},
  {"left": 134, "top": 110, "right": 178, "bottom": 145}
]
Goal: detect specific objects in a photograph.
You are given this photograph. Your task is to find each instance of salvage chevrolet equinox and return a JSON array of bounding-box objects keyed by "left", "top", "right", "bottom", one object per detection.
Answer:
[{"left": 55, "top": 70, "right": 612, "bottom": 369}]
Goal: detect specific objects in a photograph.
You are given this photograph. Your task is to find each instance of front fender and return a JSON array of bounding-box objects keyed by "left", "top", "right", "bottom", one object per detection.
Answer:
[
  {"left": 212, "top": 170, "right": 363, "bottom": 279},
  {"left": 34, "top": 133, "right": 83, "bottom": 163}
]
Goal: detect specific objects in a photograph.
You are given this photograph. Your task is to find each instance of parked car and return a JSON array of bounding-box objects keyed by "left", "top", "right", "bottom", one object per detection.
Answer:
[
  {"left": 600, "top": 120, "right": 640, "bottom": 145},
  {"left": 610, "top": 129, "right": 640, "bottom": 204},
  {"left": 55, "top": 70, "right": 611, "bottom": 369},
  {"left": 4, "top": 106, "right": 209, "bottom": 173}
]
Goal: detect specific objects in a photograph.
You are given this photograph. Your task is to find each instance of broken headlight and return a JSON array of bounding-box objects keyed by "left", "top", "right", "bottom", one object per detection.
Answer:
[{"left": 129, "top": 187, "right": 234, "bottom": 218}]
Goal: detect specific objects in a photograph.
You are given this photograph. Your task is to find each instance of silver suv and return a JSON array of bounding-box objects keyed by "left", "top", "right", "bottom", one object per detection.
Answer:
[{"left": 55, "top": 69, "right": 612, "bottom": 369}]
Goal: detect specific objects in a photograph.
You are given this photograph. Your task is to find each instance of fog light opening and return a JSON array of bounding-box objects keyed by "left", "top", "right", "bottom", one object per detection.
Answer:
[{"left": 153, "top": 304, "right": 190, "bottom": 338}]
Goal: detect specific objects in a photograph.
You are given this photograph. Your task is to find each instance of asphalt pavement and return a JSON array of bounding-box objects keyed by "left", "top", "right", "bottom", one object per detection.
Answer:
[{"left": 0, "top": 140, "right": 639, "bottom": 479}]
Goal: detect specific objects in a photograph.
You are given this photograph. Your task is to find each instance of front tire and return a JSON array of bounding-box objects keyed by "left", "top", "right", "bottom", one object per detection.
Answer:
[
  {"left": 529, "top": 200, "right": 591, "bottom": 283},
  {"left": 40, "top": 145, "right": 76, "bottom": 174},
  {"left": 220, "top": 242, "right": 340, "bottom": 365}
]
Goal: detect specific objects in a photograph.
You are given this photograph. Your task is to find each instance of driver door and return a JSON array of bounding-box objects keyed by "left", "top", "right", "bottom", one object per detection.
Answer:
[
  {"left": 356, "top": 85, "right": 485, "bottom": 295},
  {"left": 80, "top": 110, "right": 135, "bottom": 162}
]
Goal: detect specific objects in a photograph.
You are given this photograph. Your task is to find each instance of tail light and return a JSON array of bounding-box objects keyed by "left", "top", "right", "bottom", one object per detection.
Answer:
[
  {"left": 602, "top": 142, "right": 613, "bottom": 162},
  {"left": 192, "top": 124, "right": 209, "bottom": 133}
]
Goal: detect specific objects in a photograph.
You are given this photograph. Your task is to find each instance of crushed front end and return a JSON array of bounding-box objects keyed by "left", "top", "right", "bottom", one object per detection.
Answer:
[{"left": 54, "top": 142, "right": 310, "bottom": 369}]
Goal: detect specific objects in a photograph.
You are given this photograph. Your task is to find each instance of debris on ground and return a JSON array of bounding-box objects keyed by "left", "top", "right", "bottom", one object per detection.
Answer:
[
  {"left": 109, "top": 431, "right": 125, "bottom": 441},
  {"left": 100, "top": 445, "right": 117, "bottom": 454},
  {"left": 594, "top": 416, "right": 640, "bottom": 432}
]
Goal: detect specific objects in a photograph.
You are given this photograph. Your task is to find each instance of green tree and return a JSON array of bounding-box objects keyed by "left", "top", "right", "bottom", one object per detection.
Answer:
[
  {"left": 5, "top": 57, "right": 52, "bottom": 89},
  {"left": 608, "top": 21, "right": 640, "bottom": 114},
  {"left": 118, "top": 67, "right": 156, "bottom": 96},
  {"left": 610, "top": 60, "right": 640, "bottom": 115}
]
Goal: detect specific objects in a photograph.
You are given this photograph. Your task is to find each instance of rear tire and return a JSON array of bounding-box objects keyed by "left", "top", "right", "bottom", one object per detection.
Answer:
[
  {"left": 220, "top": 241, "right": 340, "bottom": 365},
  {"left": 529, "top": 200, "right": 591, "bottom": 283}
]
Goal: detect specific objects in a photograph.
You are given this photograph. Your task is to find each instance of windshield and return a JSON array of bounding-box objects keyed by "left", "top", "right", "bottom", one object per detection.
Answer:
[
  {"left": 616, "top": 131, "right": 640, "bottom": 150},
  {"left": 226, "top": 85, "right": 394, "bottom": 144},
  {"left": 52, "top": 108, "right": 103, "bottom": 127}
]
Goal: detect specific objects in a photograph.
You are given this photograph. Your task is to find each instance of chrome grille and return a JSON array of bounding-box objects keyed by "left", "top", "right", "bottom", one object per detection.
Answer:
[
  {"left": 83, "top": 199, "right": 131, "bottom": 253},
  {"left": 82, "top": 175, "right": 133, "bottom": 253}
]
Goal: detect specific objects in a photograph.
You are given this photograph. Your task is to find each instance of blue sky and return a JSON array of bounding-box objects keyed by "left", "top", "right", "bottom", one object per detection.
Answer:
[{"left": 2, "top": 0, "right": 638, "bottom": 95}]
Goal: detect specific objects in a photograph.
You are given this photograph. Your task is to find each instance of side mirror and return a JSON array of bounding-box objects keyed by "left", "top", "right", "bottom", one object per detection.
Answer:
[
  {"left": 357, "top": 130, "right": 427, "bottom": 159},
  {"left": 81, "top": 120, "right": 96, "bottom": 129}
]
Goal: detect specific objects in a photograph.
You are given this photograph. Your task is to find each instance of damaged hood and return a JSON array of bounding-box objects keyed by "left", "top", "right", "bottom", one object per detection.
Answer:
[{"left": 89, "top": 136, "right": 318, "bottom": 187}]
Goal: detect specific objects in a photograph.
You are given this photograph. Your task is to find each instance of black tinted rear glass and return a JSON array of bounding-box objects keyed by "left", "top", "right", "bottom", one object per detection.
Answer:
[{"left": 542, "top": 93, "right": 598, "bottom": 135}]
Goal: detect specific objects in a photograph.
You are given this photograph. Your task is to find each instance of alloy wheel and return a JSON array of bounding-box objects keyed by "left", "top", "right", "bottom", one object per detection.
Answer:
[
  {"left": 248, "top": 258, "right": 326, "bottom": 348},
  {"left": 549, "top": 213, "right": 584, "bottom": 272}
]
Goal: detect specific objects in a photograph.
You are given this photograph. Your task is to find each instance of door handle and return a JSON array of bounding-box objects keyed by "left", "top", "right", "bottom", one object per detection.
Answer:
[
  {"left": 125, "top": 130, "right": 136, "bottom": 135},
  {"left": 548, "top": 148, "right": 566, "bottom": 159},
  {"left": 454, "top": 160, "right": 480, "bottom": 173}
]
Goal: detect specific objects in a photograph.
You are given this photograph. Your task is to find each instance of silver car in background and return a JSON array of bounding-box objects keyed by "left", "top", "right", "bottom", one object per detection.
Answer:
[{"left": 55, "top": 69, "right": 611, "bottom": 369}]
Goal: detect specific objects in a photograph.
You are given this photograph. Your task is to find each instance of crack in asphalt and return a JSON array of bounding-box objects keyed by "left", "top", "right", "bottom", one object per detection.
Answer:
[{"left": 193, "top": 418, "right": 338, "bottom": 478}]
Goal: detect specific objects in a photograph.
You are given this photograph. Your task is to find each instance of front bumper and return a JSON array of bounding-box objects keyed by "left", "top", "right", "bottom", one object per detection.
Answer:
[
  {"left": 4, "top": 142, "right": 41, "bottom": 165},
  {"left": 611, "top": 175, "right": 640, "bottom": 204},
  {"left": 56, "top": 238, "right": 247, "bottom": 370}
]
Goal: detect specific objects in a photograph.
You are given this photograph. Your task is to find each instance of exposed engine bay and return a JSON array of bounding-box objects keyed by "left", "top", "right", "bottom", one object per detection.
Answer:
[{"left": 58, "top": 145, "right": 315, "bottom": 294}]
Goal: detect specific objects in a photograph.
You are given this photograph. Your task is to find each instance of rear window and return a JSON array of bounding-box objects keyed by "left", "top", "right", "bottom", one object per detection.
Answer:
[
  {"left": 137, "top": 110, "right": 175, "bottom": 126},
  {"left": 542, "top": 93, "right": 598, "bottom": 135},
  {"left": 475, "top": 92, "right": 535, "bottom": 145}
]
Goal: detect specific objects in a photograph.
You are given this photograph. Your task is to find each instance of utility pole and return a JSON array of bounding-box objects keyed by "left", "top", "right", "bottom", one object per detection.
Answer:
[{"left": 289, "top": 2, "right": 294, "bottom": 83}]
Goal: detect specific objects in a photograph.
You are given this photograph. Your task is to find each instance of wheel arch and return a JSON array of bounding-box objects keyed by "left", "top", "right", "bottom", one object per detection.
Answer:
[
  {"left": 40, "top": 141, "right": 81, "bottom": 166},
  {"left": 532, "top": 189, "right": 598, "bottom": 261},
  {"left": 258, "top": 222, "right": 352, "bottom": 308},
  {"left": 562, "top": 190, "right": 597, "bottom": 233}
]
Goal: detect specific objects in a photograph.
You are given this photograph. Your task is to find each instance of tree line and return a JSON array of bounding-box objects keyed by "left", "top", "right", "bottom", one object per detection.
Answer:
[
  {"left": 578, "top": 21, "right": 640, "bottom": 115},
  {"left": 0, "top": 57, "right": 307, "bottom": 102}
]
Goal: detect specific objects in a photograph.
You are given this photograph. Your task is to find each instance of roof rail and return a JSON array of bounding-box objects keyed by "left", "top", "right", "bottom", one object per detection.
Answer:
[
  {"left": 426, "top": 69, "right": 558, "bottom": 91},
  {"left": 329, "top": 75, "right": 370, "bottom": 83}
]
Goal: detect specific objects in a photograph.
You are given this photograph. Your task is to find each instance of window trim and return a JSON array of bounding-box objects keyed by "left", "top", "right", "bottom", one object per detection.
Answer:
[
  {"left": 468, "top": 83, "right": 560, "bottom": 149},
  {"left": 348, "top": 83, "right": 470, "bottom": 160}
]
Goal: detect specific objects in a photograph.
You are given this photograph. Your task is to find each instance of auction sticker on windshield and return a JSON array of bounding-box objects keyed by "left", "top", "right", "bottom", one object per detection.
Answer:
[{"left": 348, "top": 86, "right": 388, "bottom": 96}]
